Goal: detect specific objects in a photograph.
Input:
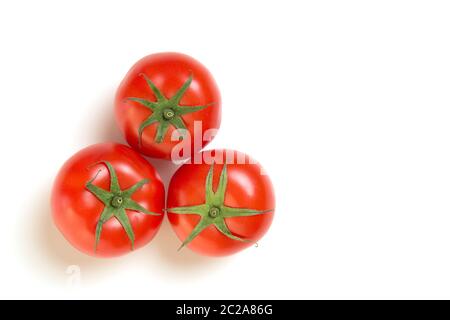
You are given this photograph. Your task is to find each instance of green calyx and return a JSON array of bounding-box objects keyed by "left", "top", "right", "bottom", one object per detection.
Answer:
[
  {"left": 126, "top": 73, "right": 213, "bottom": 145},
  {"left": 167, "top": 163, "right": 274, "bottom": 251},
  {"left": 209, "top": 206, "right": 220, "bottom": 218},
  {"left": 162, "top": 108, "right": 175, "bottom": 120},
  {"left": 111, "top": 195, "right": 124, "bottom": 208},
  {"left": 85, "top": 161, "right": 160, "bottom": 252}
]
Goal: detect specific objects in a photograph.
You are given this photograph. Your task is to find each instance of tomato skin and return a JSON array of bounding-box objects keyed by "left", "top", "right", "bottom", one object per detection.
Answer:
[
  {"left": 51, "top": 143, "right": 165, "bottom": 257},
  {"left": 167, "top": 150, "right": 275, "bottom": 257},
  {"left": 115, "top": 52, "right": 221, "bottom": 160}
]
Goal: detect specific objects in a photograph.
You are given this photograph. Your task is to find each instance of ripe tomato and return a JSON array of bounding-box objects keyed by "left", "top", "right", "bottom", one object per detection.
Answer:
[
  {"left": 167, "top": 149, "right": 275, "bottom": 257},
  {"left": 51, "top": 143, "right": 165, "bottom": 257},
  {"left": 115, "top": 52, "right": 221, "bottom": 160}
]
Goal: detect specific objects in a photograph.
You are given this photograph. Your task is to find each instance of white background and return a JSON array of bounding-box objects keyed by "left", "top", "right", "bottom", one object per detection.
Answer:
[{"left": 0, "top": 0, "right": 449, "bottom": 299}]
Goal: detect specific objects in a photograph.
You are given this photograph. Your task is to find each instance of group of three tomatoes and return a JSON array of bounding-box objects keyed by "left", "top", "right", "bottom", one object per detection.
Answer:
[{"left": 51, "top": 53, "right": 275, "bottom": 258}]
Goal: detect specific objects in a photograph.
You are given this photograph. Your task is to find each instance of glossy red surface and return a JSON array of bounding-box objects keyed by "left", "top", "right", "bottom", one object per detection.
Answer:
[
  {"left": 167, "top": 149, "right": 275, "bottom": 256},
  {"left": 115, "top": 52, "right": 221, "bottom": 160},
  {"left": 51, "top": 143, "right": 165, "bottom": 257}
]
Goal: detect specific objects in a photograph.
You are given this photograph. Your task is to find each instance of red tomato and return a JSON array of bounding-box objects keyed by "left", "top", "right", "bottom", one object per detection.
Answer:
[
  {"left": 115, "top": 52, "right": 221, "bottom": 160},
  {"left": 167, "top": 149, "right": 275, "bottom": 257},
  {"left": 51, "top": 143, "right": 165, "bottom": 257}
]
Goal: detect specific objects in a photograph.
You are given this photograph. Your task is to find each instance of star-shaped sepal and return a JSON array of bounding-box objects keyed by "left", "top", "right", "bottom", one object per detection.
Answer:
[
  {"left": 85, "top": 161, "right": 160, "bottom": 252},
  {"left": 167, "top": 163, "right": 273, "bottom": 251},
  {"left": 126, "top": 73, "right": 213, "bottom": 145}
]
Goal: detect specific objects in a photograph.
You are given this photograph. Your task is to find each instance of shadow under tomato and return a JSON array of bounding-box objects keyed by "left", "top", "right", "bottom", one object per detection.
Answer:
[{"left": 144, "top": 157, "right": 182, "bottom": 190}]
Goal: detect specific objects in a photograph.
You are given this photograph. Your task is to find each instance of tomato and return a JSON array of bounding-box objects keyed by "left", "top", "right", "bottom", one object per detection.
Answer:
[
  {"left": 115, "top": 52, "right": 221, "bottom": 160},
  {"left": 167, "top": 149, "right": 275, "bottom": 257},
  {"left": 51, "top": 143, "right": 165, "bottom": 257}
]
